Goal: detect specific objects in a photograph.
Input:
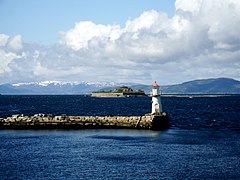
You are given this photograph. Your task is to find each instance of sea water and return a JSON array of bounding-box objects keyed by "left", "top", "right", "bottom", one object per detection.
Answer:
[{"left": 0, "top": 95, "right": 239, "bottom": 179}]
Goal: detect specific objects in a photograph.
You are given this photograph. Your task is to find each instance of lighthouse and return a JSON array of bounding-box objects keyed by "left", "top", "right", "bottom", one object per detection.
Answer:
[{"left": 151, "top": 81, "right": 162, "bottom": 115}]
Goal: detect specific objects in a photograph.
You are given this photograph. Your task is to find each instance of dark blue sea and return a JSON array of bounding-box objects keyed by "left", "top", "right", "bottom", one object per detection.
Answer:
[{"left": 0, "top": 95, "right": 239, "bottom": 179}]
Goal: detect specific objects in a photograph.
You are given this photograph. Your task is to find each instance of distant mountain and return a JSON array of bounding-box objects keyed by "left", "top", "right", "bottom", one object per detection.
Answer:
[
  {"left": 128, "top": 78, "right": 240, "bottom": 94},
  {"left": 0, "top": 83, "right": 33, "bottom": 94},
  {"left": 161, "top": 78, "right": 240, "bottom": 94},
  {"left": 0, "top": 78, "right": 239, "bottom": 94},
  {"left": 0, "top": 81, "right": 136, "bottom": 94}
]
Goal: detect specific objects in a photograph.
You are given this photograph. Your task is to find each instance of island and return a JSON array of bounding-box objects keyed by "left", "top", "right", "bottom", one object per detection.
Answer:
[{"left": 91, "top": 86, "right": 147, "bottom": 97}]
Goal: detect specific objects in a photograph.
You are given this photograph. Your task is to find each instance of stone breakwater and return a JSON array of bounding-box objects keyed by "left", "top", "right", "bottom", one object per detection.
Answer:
[{"left": 0, "top": 113, "right": 170, "bottom": 130}]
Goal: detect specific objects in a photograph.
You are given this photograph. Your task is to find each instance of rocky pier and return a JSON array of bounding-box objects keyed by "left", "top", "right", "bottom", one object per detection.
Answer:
[{"left": 0, "top": 113, "right": 170, "bottom": 131}]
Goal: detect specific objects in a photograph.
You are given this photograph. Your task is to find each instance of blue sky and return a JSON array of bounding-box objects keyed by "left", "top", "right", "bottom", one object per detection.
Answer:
[
  {"left": 0, "top": 0, "right": 239, "bottom": 84},
  {"left": 0, "top": 0, "right": 175, "bottom": 44}
]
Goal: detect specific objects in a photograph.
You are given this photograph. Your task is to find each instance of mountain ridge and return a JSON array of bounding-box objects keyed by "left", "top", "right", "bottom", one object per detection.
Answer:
[
  {"left": 161, "top": 78, "right": 240, "bottom": 94},
  {"left": 0, "top": 78, "right": 239, "bottom": 94}
]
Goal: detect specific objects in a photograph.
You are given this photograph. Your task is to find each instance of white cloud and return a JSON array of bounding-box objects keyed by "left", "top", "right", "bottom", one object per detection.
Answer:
[
  {"left": 1, "top": 0, "right": 240, "bottom": 84},
  {"left": 60, "top": 21, "right": 122, "bottom": 50},
  {"left": 0, "top": 34, "right": 24, "bottom": 78},
  {"left": 0, "top": 50, "right": 18, "bottom": 74},
  {"left": 0, "top": 34, "right": 9, "bottom": 47},
  {"left": 6, "top": 35, "right": 23, "bottom": 52}
]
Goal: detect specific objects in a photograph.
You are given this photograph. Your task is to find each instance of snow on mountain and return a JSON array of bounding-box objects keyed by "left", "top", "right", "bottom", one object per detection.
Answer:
[
  {"left": 12, "top": 81, "right": 80, "bottom": 87},
  {"left": 7, "top": 81, "right": 137, "bottom": 94},
  {"left": 12, "top": 81, "right": 134, "bottom": 87}
]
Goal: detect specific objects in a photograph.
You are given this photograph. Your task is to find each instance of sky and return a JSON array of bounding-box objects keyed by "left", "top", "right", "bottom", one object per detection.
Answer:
[
  {"left": 0, "top": 0, "right": 239, "bottom": 85},
  {"left": 0, "top": 0, "right": 176, "bottom": 44}
]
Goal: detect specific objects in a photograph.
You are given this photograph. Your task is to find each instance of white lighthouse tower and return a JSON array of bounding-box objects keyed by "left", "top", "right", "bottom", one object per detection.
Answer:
[{"left": 151, "top": 81, "right": 162, "bottom": 115}]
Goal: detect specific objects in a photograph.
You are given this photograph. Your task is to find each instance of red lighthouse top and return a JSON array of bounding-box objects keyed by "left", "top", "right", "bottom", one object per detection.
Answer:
[{"left": 152, "top": 81, "right": 159, "bottom": 87}]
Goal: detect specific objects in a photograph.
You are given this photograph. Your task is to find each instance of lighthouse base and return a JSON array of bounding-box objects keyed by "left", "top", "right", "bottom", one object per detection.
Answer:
[{"left": 151, "top": 112, "right": 170, "bottom": 130}]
